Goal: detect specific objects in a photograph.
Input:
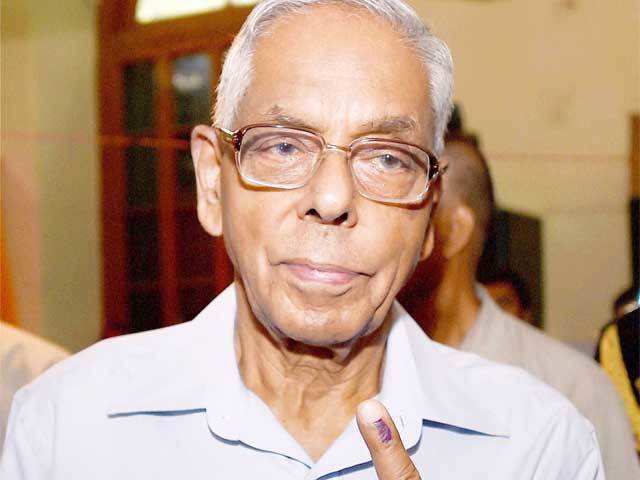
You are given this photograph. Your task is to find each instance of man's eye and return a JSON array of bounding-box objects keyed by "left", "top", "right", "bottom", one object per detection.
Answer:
[
  {"left": 273, "top": 142, "right": 298, "bottom": 155},
  {"left": 376, "top": 153, "right": 408, "bottom": 170}
]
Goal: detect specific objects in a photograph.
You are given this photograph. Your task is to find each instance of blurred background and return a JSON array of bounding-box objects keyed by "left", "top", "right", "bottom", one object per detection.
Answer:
[{"left": 1, "top": 0, "right": 639, "bottom": 353}]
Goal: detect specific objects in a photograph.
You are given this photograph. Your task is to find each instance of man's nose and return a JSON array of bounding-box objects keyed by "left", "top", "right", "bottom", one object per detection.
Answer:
[{"left": 296, "top": 149, "right": 358, "bottom": 227}]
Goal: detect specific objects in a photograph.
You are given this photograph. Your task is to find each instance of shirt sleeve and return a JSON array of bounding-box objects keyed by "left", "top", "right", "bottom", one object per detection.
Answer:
[
  {"left": 531, "top": 404, "right": 607, "bottom": 480},
  {"left": 569, "top": 432, "right": 605, "bottom": 480},
  {"left": 0, "top": 387, "right": 52, "bottom": 480}
]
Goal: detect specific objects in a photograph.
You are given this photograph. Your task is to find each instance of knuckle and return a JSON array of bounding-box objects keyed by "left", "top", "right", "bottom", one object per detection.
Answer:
[{"left": 393, "top": 459, "right": 421, "bottom": 480}]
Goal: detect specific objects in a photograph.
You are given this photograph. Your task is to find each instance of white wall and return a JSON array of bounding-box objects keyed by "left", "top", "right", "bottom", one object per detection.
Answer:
[
  {"left": 410, "top": 0, "right": 640, "bottom": 343},
  {"left": 1, "top": 0, "right": 101, "bottom": 352}
]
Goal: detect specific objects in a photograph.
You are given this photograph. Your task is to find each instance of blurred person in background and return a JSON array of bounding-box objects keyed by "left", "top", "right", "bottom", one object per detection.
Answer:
[
  {"left": 399, "top": 133, "right": 640, "bottom": 479},
  {"left": 0, "top": 322, "right": 68, "bottom": 451},
  {"left": 596, "top": 296, "right": 640, "bottom": 455},
  {"left": 613, "top": 288, "right": 640, "bottom": 319},
  {"left": 481, "top": 269, "right": 533, "bottom": 325}
]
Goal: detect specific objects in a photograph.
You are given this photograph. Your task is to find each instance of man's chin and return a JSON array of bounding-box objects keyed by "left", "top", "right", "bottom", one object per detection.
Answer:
[{"left": 267, "top": 314, "right": 370, "bottom": 349}]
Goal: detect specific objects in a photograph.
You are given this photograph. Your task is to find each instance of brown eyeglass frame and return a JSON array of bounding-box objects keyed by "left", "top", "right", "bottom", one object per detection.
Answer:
[{"left": 215, "top": 123, "right": 444, "bottom": 205}]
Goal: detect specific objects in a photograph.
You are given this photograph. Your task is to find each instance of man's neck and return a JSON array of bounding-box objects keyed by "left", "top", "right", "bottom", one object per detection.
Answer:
[
  {"left": 415, "top": 261, "right": 480, "bottom": 348},
  {"left": 233, "top": 282, "right": 388, "bottom": 461}
]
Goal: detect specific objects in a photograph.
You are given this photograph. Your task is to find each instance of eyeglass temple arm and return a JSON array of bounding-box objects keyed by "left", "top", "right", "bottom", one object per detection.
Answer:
[
  {"left": 215, "top": 126, "right": 240, "bottom": 150},
  {"left": 430, "top": 160, "right": 448, "bottom": 181}
]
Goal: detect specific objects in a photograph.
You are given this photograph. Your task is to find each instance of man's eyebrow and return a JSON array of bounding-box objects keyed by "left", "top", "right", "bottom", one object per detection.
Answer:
[
  {"left": 260, "top": 106, "right": 319, "bottom": 131},
  {"left": 360, "top": 115, "right": 419, "bottom": 135},
  {"left": 259, "top": 107, "right": 418, "bottom": 136}
]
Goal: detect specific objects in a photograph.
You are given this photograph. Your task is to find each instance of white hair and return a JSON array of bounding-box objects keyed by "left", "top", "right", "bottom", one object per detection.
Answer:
[{"left": 213, "top": 0, "right": 454, "bottom": 154}]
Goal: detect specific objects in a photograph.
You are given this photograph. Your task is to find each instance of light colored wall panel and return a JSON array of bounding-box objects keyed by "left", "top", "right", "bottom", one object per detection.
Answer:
[
  {"left": 544, "top": 210, "right": 631, "bottom": 343},
  {"left": 1, "top": 1, "right": 43, "bottom": 334},
  {"left": 1, "top": 0, "right": 101, "bottom": 352}
]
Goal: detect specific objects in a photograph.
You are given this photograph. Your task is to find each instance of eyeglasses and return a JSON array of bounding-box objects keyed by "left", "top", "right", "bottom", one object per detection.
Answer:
[{"left": 216, "top": 123, "right": 443, "bottom": 205}]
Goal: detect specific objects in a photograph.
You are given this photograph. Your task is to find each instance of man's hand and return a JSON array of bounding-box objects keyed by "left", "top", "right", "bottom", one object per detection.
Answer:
[{"left": 356, "top": 399, "right": 421, "bottom": 480}]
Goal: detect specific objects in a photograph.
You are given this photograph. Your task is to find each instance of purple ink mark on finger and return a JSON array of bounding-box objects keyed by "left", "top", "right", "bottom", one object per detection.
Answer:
[{"left": 374, "top": 418, "right": 392, "bottom": 444}]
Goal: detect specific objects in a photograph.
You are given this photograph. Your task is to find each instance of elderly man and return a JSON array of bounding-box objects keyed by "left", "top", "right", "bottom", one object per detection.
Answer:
[
  {"left": 1, "top": 1, "right": 603, "bottom": 478},
  {"left": 400, "top": 134, "right": 640, "bottom": 478}
]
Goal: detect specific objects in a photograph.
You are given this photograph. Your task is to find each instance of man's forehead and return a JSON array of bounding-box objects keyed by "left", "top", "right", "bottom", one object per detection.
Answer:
[
  {"left": 258, "top": 105, "right": 421, "bottom": 136},
  {"left": 234, "top": 4, "right": 433, "bottom": 144}
]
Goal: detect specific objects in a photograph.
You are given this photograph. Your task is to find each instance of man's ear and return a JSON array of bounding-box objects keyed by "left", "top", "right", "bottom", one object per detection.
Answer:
[
  {"left": 419, "top": 222, "right": 435, "bottom": 262},
  {"left": 443, "top": 204, "right": 475, "bottom": 259},
  {"left": 191, "top": 125, "right": 223, "bottom": 237},
  {"left": 418, "top": 178, "right": 444, "bottom": 261},
  {"left": 418, "top": 178, "right": 442, "bottom": 262}
]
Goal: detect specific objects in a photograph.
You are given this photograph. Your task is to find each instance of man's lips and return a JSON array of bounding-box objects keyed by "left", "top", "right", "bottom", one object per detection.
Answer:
[{"left": 282, "top": 260, "right": 365, "bottom": 285}]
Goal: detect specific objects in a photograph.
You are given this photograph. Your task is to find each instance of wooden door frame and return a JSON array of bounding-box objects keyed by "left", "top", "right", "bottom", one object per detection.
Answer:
[{"left": 98, "top": 0, "right": 249, "bottom": 336}]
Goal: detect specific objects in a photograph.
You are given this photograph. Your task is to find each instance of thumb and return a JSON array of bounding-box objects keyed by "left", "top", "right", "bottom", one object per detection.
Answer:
[{"left": 356, "top": 399, "right": 421, "bottom": 479}]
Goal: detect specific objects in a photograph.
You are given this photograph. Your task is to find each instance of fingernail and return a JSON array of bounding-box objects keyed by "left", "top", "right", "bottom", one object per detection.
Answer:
[
  {"left": 357, "top": 400, "right": 393, "bottom": 444},
  {"left": 373, "top": 418, "right": 392, "bottom": 444}
]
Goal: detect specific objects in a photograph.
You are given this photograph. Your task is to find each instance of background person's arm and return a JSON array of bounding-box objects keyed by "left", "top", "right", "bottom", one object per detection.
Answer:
[{"left": 0, "top": 387, "right": 51, "bottom": 480}]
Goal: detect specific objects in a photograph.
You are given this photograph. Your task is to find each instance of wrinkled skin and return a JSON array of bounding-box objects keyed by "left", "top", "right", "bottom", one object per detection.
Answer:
[{"left": 219, "top": 7, "right": 437, "bottom": 348}]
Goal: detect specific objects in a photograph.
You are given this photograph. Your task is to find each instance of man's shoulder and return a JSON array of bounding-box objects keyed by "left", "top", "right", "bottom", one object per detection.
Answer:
[
  {"left": 466, "top": 308, "right": 622, "bottom": 433},
  {"left": 486, "top": 306, "right": 616, "bottom": 396},
  {"left": 405, "top": 317, "right": 595, "bottom": 442},
  {"left": 18, "top": 320, "right": 200, "bottom": 406},
  {"left": 23, "top": 287, "right": 238, "bottom": 403},
  {"left": 447, "top": 343, "right": 599, "bottom": 454},
  {"left": 436, "top": 338, "right": 582, "bottom": 415}
]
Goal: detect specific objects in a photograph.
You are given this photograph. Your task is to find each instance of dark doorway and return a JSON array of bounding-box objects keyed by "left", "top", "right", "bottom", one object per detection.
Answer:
[{"left": 478, "top": 209, "right": 544, "bottom": 328}]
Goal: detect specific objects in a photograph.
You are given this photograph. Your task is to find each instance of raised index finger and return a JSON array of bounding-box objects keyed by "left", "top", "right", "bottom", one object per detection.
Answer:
[{"left": 356, "top": 399, "right": 421, "bottom": 480}]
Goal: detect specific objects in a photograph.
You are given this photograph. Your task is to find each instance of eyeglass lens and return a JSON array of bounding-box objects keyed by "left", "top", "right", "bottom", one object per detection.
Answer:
[{"left": 238, "top": 126, "right": 430, "bottom": 201}]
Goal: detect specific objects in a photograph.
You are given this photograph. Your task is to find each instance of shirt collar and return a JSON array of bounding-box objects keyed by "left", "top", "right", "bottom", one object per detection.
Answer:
[
  {"left": 395, "top": 299, "right": 510, "bottom": 438},
  {"left": 310, "top": 301, "right": 511, "bottom": 477},
  {"left": 107, "top": 283, "right": 510, "bottom": 465},
  {"left": 105, "top": 285, "right": 239, "bottom": 416}
]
